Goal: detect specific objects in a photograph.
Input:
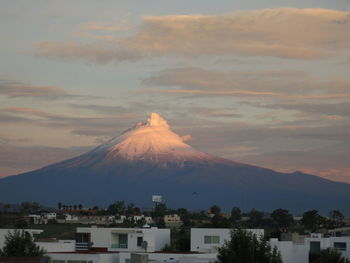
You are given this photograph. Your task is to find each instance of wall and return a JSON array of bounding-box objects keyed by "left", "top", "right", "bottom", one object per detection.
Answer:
[
  {"left": 305, "top": 236, "right": 350, "bottom": 259},
  {"left": 269, "top": 239, "right": 309, "bottom": 263},
  {"left": 36, "top": 240, "right": 75, "bottom": 253},
  {"left": 190, "top": 228, "right": 264, "bottom": 253},
  {"left": 47, "top": 252, "right": 119, "bottom": 263}
]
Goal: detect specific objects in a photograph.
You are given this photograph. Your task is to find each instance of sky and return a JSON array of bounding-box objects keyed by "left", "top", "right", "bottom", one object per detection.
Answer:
[{"left": 1, "top": 0, "right": 350, "bottom": 182}]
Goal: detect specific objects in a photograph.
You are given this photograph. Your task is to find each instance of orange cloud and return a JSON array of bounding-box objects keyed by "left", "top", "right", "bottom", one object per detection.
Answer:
[{"left": 33, "top": 8, "right": 350, "bottom": 62}]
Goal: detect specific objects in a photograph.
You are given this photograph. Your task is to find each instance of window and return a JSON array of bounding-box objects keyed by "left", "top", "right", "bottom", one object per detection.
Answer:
[
  {"left": 334, "top": 242, "right": 347, "bottom": 251},
  {"left": 310, "top": 241, "right": 321, "bottom": 254},
  {"left": 204, "top": 235, "right": 220, "bottom": 244},
  {"left": 137, "top": 236, "right": 143, "bottom": 246}
]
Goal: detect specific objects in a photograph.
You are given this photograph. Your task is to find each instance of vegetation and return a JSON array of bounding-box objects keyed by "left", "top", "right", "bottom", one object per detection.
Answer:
[
  {"left": 217, "top": 228, "right": 282, "bottom": 263},
  {"left": 310, "top": 248, "right": 350, "bottom": 263},
  {"left": 0, "top": 230, "right": 46, "bottom": 257}
]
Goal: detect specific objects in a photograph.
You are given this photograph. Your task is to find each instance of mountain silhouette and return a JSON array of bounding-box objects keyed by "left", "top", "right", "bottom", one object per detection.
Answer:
[{"left": 1, "top": 113, "right": 349, "bottom": 214}]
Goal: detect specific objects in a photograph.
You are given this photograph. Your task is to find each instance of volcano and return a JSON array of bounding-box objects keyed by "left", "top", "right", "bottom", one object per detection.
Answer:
[{"left": 1, "top": 113, "right": 350, "bottom": 214}]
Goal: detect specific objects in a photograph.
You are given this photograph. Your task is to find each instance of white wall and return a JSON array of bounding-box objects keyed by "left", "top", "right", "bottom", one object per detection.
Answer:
[
  {"left": 305, "top": 236, "right": 350, "bottom": 259},
  {"left": 47, "top": 252, "right": 119, "bottom": 263},
  {"left": 269, "top": 239, "right": 309, "bottom": 263},
  {"left": 36, "top": 240, "right": 76, "bottom": 252},
  {"left": 119, "top": 252, "right": 217, "bottom": 263},
  {"left": 190, "top": 228, "right": 264, "bottom": 253}
]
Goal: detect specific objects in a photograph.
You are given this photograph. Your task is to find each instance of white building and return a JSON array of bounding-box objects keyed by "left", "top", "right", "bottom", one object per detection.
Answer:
[
  {"left": 190, "top": 228, "right": 308, "bottom": 263},
  {"left": 190, "top": 228, "right": 264, "bottom": 253},
  {"left": 47, "top": 251, "right": 119, "bottom": 263},
  {"left": 269, "top": 238, "right": 309, "bottom": 263},
  {"left": 305, "top": 235, "right": 350, "bottom": 259},
  {"left": 36, "top": 240, "right": 76, "bottom": 253},
  {"left": 76, "top": 226, "right": 170, "bottom": 253},
  {"left": 42, "top": 212, "right": 57, "bottom": 221},
  {"left": 164, "top": 214, "right": 182, "bottom": 227}
]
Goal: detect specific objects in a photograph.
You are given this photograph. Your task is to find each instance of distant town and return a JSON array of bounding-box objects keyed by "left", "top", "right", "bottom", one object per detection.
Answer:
[{"left": 1, "top": 197, "right": 349, "bottom": 263}]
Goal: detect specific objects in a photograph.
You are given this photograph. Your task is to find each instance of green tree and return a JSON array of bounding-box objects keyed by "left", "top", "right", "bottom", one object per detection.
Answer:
[
  {"left": 310, "top": 248, "right": 350, "bottom": 263},
  {"left": 0, "top": 230, "right": 46, "bottom": 257},
  {"left": 329, "top": 210, "right": 345, "bottom": 228},
  {"left": 210, "top": 205, "right": 221, "bottom": 215},
  {"left": 271, "top": 208, "right": 294, "bottom": 228},
  {"left": 231, "top": 207, "right": 242, "bottom": 221},
  {"left": 247, "top": 209, "right": 265, "bottom": 228},
  {"left": 154, "top": 203, "right": 167, "bottom": 217},
  {"left": 302, "top": 210, "right": 323, "bottom": 231},
  {"left": 217, "top": 229, "right": 282, "bottom": 263},
  {"left": 15, "top": 219, "right": 28, "bottom": 229},
  {"left": 58, "top": 202, "right": 62, "bottom": 210},
  {"left": 107, "top": 201, "right": 125, "bottom": 215}
]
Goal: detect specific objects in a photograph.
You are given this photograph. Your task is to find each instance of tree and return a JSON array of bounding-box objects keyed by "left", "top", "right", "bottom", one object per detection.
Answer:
[
  {"left": 310, "top": 248, "right": 350, "bottom": 263},
  {"left": 217, "top": 229, "right": 282, "bottom": 263},
  {"left": 302, "top": 210, "right": 323, "bottom": 231},
  {"left": 78, "top": 204, "right": 83, "bottom": 210},
  {"left": 247, "top": 209, "right": 265, "bottom": 228},
  {"left": 15, "top": 219, "right": 28, "bottom": 229},
  {"left": 210, "top": 205, "right": 221, "bottom": 215},
  {"left": 230, "top": 207, "right": 242, "bottom": 221},
  {"left": 329, "top": 210, "right": 345, "bottom": 228},
  {"left": 107, "top": 201, "right": 125, "bottom": 215},
  {"left": 0, "top": 230, "right": 46, "bottom": 257},
  {"left": 58, "top": 202, "right": 62, "bottom": 210},
  {"left": 271, "top": 208, "right": 294, "bottom": 228},
  {"left": 154, "top": 203, "right": 167, "bottom": 217}
]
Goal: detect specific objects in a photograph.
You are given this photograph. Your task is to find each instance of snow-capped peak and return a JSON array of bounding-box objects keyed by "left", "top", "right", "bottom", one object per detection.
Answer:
[
  {"left": 90, "top": 113, "right": 211, "bottom": 164},
  {"left": 146, "top": 113, "right": 170, "bottom": 129}
]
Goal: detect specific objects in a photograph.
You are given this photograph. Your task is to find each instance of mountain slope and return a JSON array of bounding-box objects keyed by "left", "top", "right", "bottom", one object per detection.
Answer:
[{"left": 0, "top": 113, "right": 349, "bottom": 214}]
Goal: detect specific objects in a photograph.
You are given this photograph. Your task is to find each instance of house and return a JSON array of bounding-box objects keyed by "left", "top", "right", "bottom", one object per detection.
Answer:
[
  {"left": 190, "top": 228, "right": 264, "bottom": 253},
  {"left": 305, "top": 234, "right": 350, "bottom": 259},
  {"left": 47, "top": 251, "right": 119, "bottom": 263},
  {"left": 164, "top": 214, "right": 182, "bottom": 227},
  {"left": 75, "top": 226, "right": 170, "bottom": 253},
  {"left": 190, "top": 228, "right": 308, "bottom": 263},
  {"left": 269, "top": 238, "right": 309, "bottom": 263}
]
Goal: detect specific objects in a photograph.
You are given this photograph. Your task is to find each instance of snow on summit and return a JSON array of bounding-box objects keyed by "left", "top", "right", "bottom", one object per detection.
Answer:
[{"left": 91, "top": 113, "right": 211, "bottom": 163}]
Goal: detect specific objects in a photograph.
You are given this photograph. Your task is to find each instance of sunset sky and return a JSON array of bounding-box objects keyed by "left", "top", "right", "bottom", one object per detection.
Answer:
[{"left": 1, "top": 0, "right": 350, "bottom": 182}]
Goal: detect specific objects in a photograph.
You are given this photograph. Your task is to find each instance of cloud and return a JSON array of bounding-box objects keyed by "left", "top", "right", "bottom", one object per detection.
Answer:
[
  {"left": 142, "top": 67, "right": 350, "bottom": 100},
  {"left": 33, "top": 41, "right": 141, "bottom": 64},
  {"left": 33, "top": 8, "right": 350, "bottom": 62},
  {"left": 0, "top": 80, "right": 66, "bottom": 98},
  {"left": 254, "top": 102, "right": 350, "bottom": 118},
  {"left": 0, "top": 79, "right": 105, "bottom": 100}
]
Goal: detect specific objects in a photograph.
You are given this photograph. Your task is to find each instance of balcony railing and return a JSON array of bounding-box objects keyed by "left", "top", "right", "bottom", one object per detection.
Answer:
[
  {"left": 111, "top": 243, "right": 128, "bottom": 249},
  {"left": 76, "top": 242, "right": 89, "bottom": 251}
]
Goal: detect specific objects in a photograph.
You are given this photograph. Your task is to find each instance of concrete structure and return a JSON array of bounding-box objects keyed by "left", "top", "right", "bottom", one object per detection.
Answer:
[
  {"left": 0, "top": 229, "right": 43, "bottom": 249},
  {"left": 190, "top": 228, "right": 308, "bottom": 263},
  {"left": 120, "top": 252, "right": 217, "bottom": 263},
  {"left": 305, "top": 235, "right": 350, "bottom": 259},
  {"left": 36, "top": 240, "right": 76, "bottom": 253},
  {"left": 76, "top": 226, "right": 170, "bottom": 252},
  {"left": 270, "top": 238, "right": 309, "bottom": 263},
  {"left": 47, "top": 252, "right": 119, "bottom": 263},
  {"left": 190, "top": 228, "right": 264, "bottom": 253}
]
